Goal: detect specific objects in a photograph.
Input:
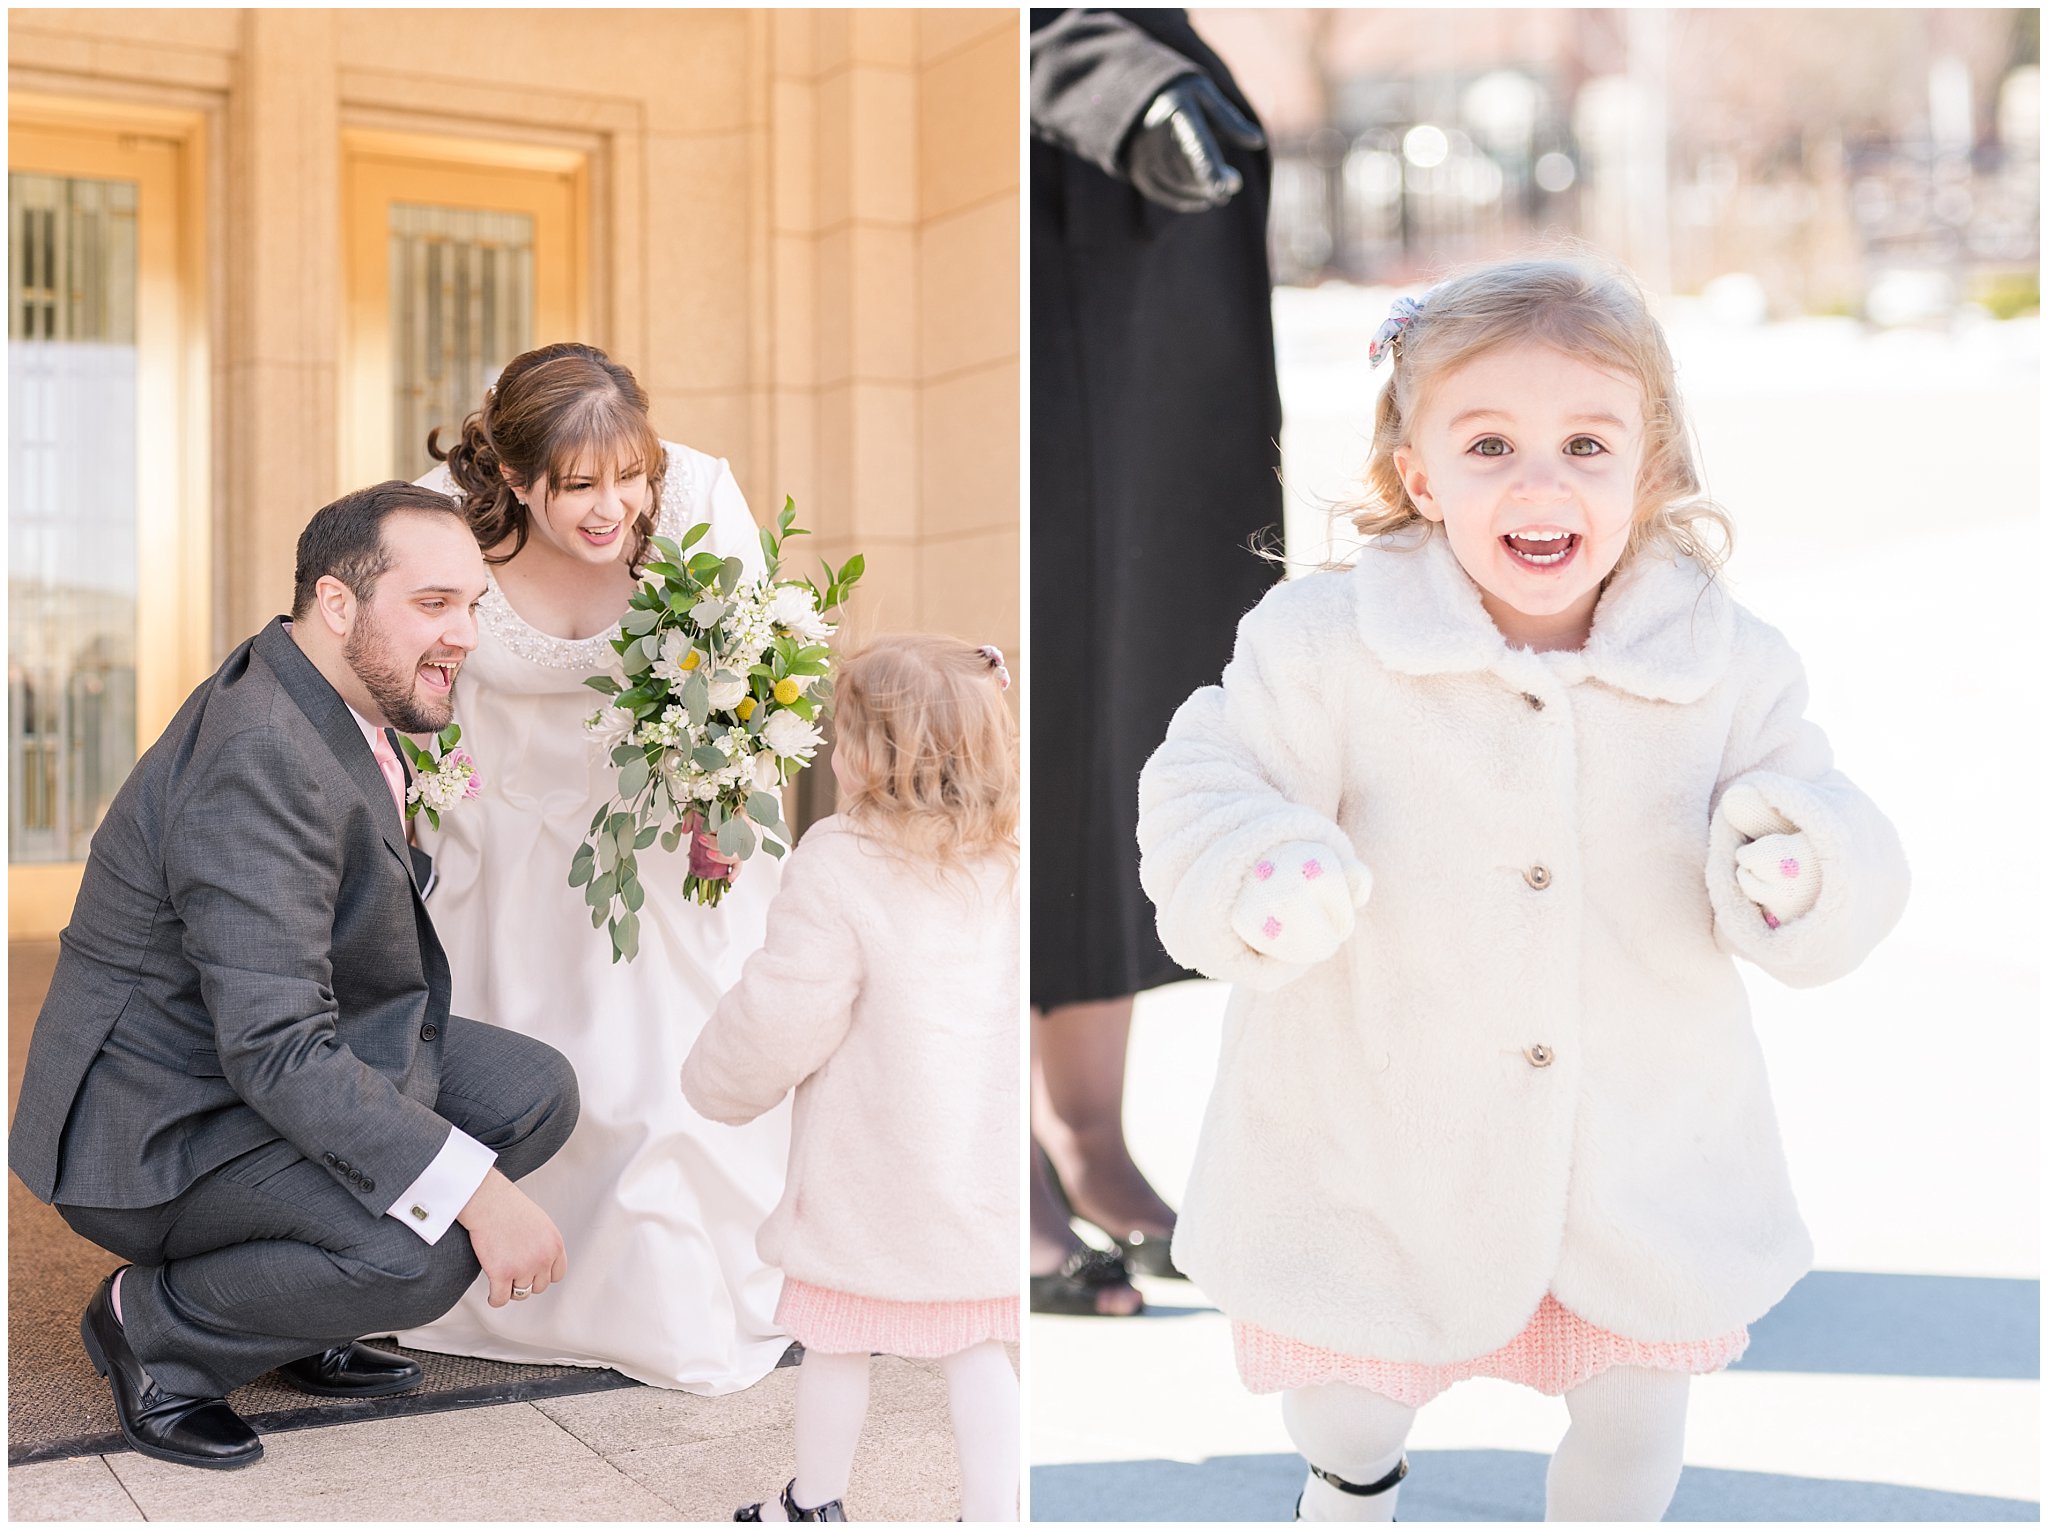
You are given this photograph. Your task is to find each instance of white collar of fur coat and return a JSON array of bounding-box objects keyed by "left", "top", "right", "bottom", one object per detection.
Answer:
[{"left": 1350, "top": 530, "right": 1735, "bottom": 703}]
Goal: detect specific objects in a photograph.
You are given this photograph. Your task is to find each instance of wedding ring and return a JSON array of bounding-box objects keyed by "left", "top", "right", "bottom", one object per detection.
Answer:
[{"left": 511, "top": 1284, "right": 533, "bottom": 1299}]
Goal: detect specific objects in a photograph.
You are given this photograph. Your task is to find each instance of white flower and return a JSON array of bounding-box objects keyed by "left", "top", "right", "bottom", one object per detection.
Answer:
[
  {"left": 751, "top": 751, "right": 784, "bottom": 793},
  {"left": 690, "top": 596, "right": 728, "bottom": 631},
  {"left": 705, "top": 670, "right": 749, "bottom": 710},
  {"left": 652, "top": 630, "right": 698, "bottom": 688},
  {"left": 767, "top": 584, "right": 835, "bottom": 643},
  {"left": 585, "top": 705, "right": 637, "bottom": 750},
  {"left": 761, "top": 708, "right": 824, "bottom": 761}
]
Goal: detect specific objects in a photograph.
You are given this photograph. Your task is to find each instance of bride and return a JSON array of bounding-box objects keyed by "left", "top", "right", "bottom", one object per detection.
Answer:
[{"left": 397, "top": 341, "right": 789, "bottom": 1391}]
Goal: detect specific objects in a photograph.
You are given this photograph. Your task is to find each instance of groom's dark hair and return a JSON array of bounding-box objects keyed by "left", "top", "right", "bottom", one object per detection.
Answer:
[{"left": 292, "top": 481, "right": 466, "bottom": 619}]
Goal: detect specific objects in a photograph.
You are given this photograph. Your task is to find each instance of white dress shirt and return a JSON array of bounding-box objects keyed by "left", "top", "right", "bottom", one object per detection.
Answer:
[{"left": 347, "top": 703, "right": 496, "bottom": 1245}]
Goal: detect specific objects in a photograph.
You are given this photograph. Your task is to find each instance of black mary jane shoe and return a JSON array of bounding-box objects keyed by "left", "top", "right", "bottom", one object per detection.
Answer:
[
  {"left": 275, "top": 1340, "right": 424, "bottom": 1398},
  {"left": 735, "top": 1478, "right": 848, "bottom": 1522},
  {"left": 1293, "top": 1457, "right": 1407, "bottom": 1521},
  {"left": 79, "top": 1268, "right": 264, "bottom": 1470}
]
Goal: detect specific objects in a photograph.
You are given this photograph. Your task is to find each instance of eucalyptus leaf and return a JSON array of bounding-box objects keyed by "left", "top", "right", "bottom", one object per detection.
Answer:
[
  {"left": 615, "top": 909, "right": 641, "bottom": 961},
  {"left": 583, "top": 674, "right": 622, "bottom": 695},
  {"left": 691, "top": 744, "right": 726, "bottom": 773},
  {"left": 682, "top": 670, "right": 711, "bottom": 728},
  {"left": 596, "top": 838, "right": 619, "bottom": 874},
  {"left": 660, "top": 825, "right": 684, "bottom": 853},
  {"left": 623, "top": 878, "right": 646, "bottom": 913},
  {"left": 621, "top": 608, "right": 660, "bottom": 637},
  {"left": 760, "top": 836, "right": 785, "bottom": 859},
  {"left": 618, "top": 755, "right": 650, "bottom": 800},
  {"left": 591, "top": 869, "right": 616, "bottom": 902},
  {"left": 746, "top": 791, "right": 783, "bottom": 828},
  {"left": 717, "top": 814, "right": 755, "bottom": 858},
  {"left": 634, "top": 825, "right": 659, "bottom": 850}
]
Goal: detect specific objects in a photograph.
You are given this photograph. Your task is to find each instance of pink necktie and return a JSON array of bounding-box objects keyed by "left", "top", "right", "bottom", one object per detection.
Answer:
[{"left": 369, "top": 729, "right": 407, "bottom": 823}]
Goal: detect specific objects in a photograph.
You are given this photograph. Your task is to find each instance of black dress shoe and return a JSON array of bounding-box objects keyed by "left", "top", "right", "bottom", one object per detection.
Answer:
[
  {"left": 275, "top": 1341, "right": 423, "bottom": 1398},
  {"left": 79, "top": 1268, "right": 263, "bottom": 1470}
]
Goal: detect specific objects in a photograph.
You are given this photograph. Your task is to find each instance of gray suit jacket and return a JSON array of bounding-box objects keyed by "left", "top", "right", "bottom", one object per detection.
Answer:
[{"left": 10, "top": 619, "right": 459, "bottom": 1213}]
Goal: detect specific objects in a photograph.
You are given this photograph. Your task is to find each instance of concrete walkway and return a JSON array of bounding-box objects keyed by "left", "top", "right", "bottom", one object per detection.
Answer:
[{"left": 9, "top": 1354, "right": 980, "bottom": 1521}]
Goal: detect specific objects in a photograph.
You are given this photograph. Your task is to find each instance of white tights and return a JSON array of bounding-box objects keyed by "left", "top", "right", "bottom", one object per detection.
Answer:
[
  {"left": 765, "top": 1343, "right": 1019, "bottom": 1522},
  {"left": 1283, "top": 1366, "right": 1692, "bottom": 1523}
]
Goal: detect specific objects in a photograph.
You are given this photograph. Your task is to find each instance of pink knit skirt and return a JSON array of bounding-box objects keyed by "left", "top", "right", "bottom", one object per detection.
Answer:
[
  {"left": 1234, "top": 1293, "right": 1748, "bottom": 1407},
  {"left": 777, "top": 1279, "right": 1020, "bottom": 1359}
]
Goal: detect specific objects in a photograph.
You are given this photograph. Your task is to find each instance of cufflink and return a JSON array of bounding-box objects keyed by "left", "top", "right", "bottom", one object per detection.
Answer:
[{"left": 410, "top": 1205, "right": 429, "bottom": 1222}]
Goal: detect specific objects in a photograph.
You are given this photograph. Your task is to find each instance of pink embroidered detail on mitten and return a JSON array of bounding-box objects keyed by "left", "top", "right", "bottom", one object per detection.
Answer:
[
  {"left": 1301, "top": 859, "right": 1324, "bottom": 881},
  {"left": 1262, "top": 917, "right": 1283, "bottom": 940},
  {"left": 1779, "top": 857, "right": 1801, "bottom": 878},
  {"left": 1762, "top": 910, "right": 1781, "bottom": 930},
  {"left": 1254, "top": 861, "right": 1275, "bottom": 881}
]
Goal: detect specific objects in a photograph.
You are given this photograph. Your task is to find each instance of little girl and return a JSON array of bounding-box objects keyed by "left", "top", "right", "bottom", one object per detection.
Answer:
[
  {"left": 1137, "top": 256, "right": 1909, "bottom": 1522},
  {"left": 682, "top": 634, "right": 1021, "bottom": 1523}
]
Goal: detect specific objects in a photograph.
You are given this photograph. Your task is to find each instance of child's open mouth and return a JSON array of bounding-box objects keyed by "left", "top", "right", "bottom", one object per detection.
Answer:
[{"left": 1502, "top": 531, "right": 1579, "bottom": 568}]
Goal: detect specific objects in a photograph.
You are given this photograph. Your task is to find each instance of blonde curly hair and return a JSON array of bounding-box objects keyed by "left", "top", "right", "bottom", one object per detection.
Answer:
[
  {"left": 832, "top": 634, "right": 1018, "bottom": 870},
  {"left": 1352, "top": 253, "right": 1732, "bottom": 570}
]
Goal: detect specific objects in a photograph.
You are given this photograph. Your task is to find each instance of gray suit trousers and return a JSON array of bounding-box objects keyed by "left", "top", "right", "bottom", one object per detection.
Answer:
[{"left": 57, "top": 1015, "right": 578, "bottom": 1398}]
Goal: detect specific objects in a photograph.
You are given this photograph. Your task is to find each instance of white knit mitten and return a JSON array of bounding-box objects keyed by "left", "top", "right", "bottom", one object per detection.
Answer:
[
  {"left": 1230, "top": 841, "right": 1372, "bottom": 966},
  {"left": 1719, "top": 782, "right": 1821, "bottom": 929}
]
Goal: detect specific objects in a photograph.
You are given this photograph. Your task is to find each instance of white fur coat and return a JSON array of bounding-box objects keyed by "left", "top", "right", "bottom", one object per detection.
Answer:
[
  {"left": 681, "top": 816, "right": 1019, "bottom": 1303},
  {"left": 1137, "top": 532, "right": 1908, "bottom": 1361}
]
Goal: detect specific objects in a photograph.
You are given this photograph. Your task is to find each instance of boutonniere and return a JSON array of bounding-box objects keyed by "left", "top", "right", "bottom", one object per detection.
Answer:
[{"left": 395, "top": 725, "right": 483, "bottom": 829}]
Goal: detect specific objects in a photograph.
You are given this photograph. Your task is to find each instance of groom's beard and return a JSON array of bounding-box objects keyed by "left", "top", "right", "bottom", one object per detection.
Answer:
[{"left": 345, "top": 603, "right": 458, "bottom": 735}]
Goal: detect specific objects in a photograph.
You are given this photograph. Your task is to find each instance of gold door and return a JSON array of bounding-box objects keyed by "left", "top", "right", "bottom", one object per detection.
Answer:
[
  {"left": 342, "top": 132, "right": 585, "bottom": 488},
  {"left": 8, "top": 108, "right": 208, "bottom": 939}
]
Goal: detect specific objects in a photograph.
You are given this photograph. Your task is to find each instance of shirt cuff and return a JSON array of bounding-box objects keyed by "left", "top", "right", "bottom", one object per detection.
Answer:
[{"left": 385, "top": 1127, "right": 496, "bottom": 1245}]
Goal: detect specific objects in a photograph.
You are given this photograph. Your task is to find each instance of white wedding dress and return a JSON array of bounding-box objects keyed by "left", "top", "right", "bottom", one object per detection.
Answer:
[{"left": 396, "top": 441, "right": 791, "bottom": 1392}]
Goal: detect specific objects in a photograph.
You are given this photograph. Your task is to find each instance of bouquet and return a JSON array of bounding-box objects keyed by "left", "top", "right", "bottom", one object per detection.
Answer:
[{"left": 572, "top": 498, "right": 862, "bottom": 960}]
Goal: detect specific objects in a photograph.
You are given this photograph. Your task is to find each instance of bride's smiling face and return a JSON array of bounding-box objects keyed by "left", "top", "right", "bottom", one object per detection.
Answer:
[{"left": 505, "top": 451, "right": 652, "bottom": 565}]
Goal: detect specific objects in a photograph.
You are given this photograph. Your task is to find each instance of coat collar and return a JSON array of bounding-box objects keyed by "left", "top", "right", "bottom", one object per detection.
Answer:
[
  {"left": 1349, "top": 531, "right": 1734, "bottom": 703},
  {"left": 252, "top": 618, "right": 418, "bottom": 875}
]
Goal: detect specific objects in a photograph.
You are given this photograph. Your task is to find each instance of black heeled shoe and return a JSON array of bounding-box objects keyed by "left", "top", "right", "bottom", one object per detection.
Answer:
[
  {"left": 735, "top": 1478, "right": 847, "bottom": 1522},
  {"left": 275, "top": 1340, "right": 423, "bottom": 1397},
  {"left": 79, "top": 1268, "right": 263, "bottom": 1470},
  {"left": 1293, "top": 1457, "right": 1407, "bottom": 1520},
  {"left": 1029, "top": 1246, "right": 1143, "bottom": 1316},
  {"left": 1039, "top": 1148, "right": 1186, "bottom": 1280}
]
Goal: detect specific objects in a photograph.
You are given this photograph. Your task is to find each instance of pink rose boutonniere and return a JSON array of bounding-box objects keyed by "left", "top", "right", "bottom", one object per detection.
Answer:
[{"left": 395, "top": 724, "right": 483, "bottom": 829}]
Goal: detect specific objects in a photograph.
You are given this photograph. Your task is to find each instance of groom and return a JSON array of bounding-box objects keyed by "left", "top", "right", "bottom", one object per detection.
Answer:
[{"left": 9, "top": 482, "right": 579, "bottom": 1470}]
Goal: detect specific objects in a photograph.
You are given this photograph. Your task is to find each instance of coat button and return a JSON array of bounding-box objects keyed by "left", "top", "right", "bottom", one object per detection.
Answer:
[
  {"left": 1525, "top": 1044, "right": 1555, "bottom": 1068},
  {"left": 1523, "top": 864, "right": 1552, "bottom": 890},
  {"left": 361, "top": 1177, "right": 375, "bottom": 1193},
  {"left": 1522, "top": 692, "right": 1545, "bottom": 711},
  {"left": 335, "top": 1158, "right": 351, "bottom": 1173},
  {"left": 324, "top": 1153, "right": 337, "bottom": 1166},
  {"left": 420, "top": 1024, "right": 439, "bottom": 1041}
]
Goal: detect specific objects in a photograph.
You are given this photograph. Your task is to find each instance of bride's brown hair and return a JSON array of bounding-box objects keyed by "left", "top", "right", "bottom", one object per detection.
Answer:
[{"left": 429, "top": 341, "right": 667, "bottom": 571}]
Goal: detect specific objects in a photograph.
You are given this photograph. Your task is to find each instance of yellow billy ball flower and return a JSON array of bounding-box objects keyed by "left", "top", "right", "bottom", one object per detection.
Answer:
[
  {"left": 772, "top": 678, "right": 801, "bottom": 705},
  {"left": 680, "top": 649, "right": 703, "bottom": 672},
  {"left": 736, "top": 697, "right": 757, "bottom": 721}
]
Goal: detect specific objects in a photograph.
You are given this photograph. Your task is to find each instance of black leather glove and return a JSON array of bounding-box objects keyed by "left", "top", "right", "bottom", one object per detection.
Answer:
[{"left": 1121, "top": 73, "right": 1266, "bottom": 213}]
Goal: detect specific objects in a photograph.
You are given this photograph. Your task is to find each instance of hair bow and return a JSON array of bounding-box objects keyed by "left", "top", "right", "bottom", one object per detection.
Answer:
[
  {"left": 1367, "top": 294, "right": 1427, "bottom": 370},
  {"left": 977, "top": 645, "right": 1012, "bottom": 691}
]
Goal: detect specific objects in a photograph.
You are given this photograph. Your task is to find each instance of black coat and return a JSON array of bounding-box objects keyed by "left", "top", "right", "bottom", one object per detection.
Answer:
[{"left": 1030, "top": 9, "right": 1282, "bottom": 1008}]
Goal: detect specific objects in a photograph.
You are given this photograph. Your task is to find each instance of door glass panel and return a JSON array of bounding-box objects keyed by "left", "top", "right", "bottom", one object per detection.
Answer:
[
  {"left": 7, "top": 172, "right": 140, "bottom": 864},
  {"left": 389, "top": 202, "right": 534, "bottom": 477}
]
